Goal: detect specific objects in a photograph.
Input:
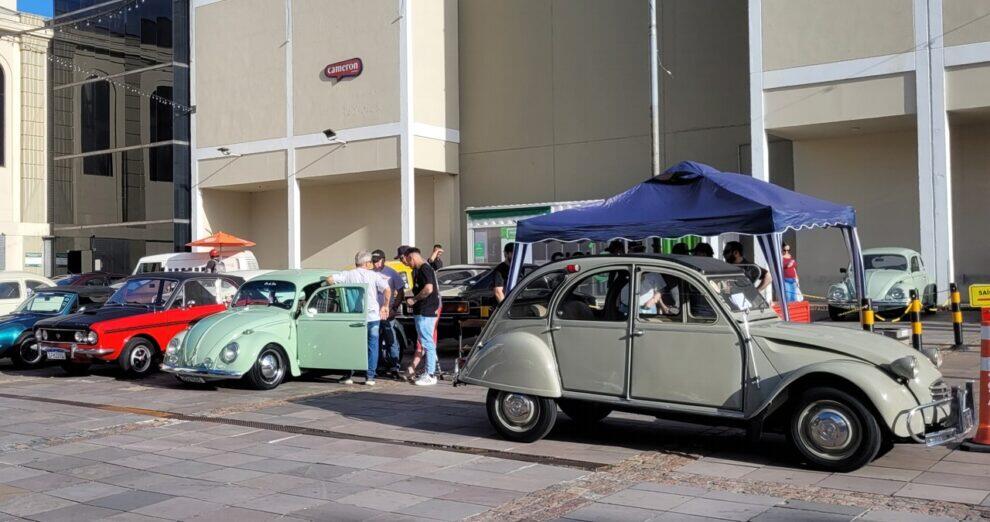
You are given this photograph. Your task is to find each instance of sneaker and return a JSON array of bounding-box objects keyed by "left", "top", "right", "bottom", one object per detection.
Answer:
[
  {"left": 364, "top": 379, "right": 376, "bottom": 386},
  {"left": 414, "top": 374, "right": 437, "bottom": 386},
  {"left": 340, "top": 378, "right": 354, "bottom": 385}
]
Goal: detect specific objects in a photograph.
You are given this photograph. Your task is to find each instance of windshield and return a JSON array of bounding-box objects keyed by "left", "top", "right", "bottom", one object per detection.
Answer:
[
  {"left": 108, "top": 278, "right": 179, "bottom": 307},
  {"left": 53, "top": 275, "right": 81, "bottom": 286},
  {"left": 863, "top": 254, "right": 908, "bottom": 271},
  {"left": 708, "top": 275, "right": 772, "bottom": 315},
  {"left": 232, "top": 280, "right": 297, "bottom": 310},
  {"left": 437, "top": 268, "right": 487, "bottom": 286},
  {"left": 14, "top": 292, "right": 72, "bottom": 314}
]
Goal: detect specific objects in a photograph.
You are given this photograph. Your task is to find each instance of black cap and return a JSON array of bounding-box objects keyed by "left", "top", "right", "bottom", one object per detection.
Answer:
[
  {"left": 395, "top": 245, "right": 411, "bottom": 259},
  {"left": 371, "top": 249, "right": 386, "bottom": 262}
]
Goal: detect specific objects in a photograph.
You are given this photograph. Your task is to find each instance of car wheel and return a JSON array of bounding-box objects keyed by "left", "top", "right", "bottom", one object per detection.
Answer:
[
  {"left": 10, "top": 335, "right": 45, "bottom": 370},
  {"left": 486, "top": 389, "right": 557, "bottom": 443},
  {"left": 788, "top": 387, "right": 882, "bottom": 472},
  {"left": 61, "top": 362, "right": 92, "bottom": 376},
  {"left": 245, "top": 345, "right": 287, "bottom": 390},
  {"left": 119, "top": 338, "right": 158, "bottom": 378},
  {"left": 558, "top": 399, "right": 612, "bottom": 425}
]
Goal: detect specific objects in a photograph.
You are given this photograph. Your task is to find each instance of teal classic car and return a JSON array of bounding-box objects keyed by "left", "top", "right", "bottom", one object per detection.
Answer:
[
  {"left": 162, "top": 270, "right": 369, "bottom": 389},
  {"left": 827, "top": 247, "right": 937, "bottom": 320}
]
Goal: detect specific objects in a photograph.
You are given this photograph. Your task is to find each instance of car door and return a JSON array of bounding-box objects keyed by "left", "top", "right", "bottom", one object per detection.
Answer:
[
  {"left": 629, "top": 267, "right": 745, "bottom": 410},
  {"left": 549, "top": 266, "right": 632, "bottom": 397},
  {"left": 295, "top": 285, "right": 367, "bottom": 370}
]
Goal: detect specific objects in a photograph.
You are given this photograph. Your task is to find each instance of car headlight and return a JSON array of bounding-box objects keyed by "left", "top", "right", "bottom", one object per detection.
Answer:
[
  {"left": 890, "top": 355, "right": 919, "bottom": 380},
  {"left": 86, "top": 331, "right": 97, "bottom": 344},
  {"left": 74, "top": 331, "right": 85, "bottom": 343},
  {"left": 885, "top": 286, "right": 907, "bottom": 302},
  {"left": 220, "top": 342, "right": 238, "bottom": 364},
  {"left": 828, "top": 286, "right": 847, "bottom": 301},
  {"left": 39, "top": 330, "right": 47, "bottom": 341},
  {"left": 167, "top": 329, "right": 188, "bottom": 354}
]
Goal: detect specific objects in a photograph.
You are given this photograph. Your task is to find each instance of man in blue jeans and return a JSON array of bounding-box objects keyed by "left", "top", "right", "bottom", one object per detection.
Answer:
[
  {"left": 401, "top": 247, "right": 441, "bottom": 386},
  {"left": 372, "top": 249, "right": 405, "bottom": 379},
  {"left": 326, "top": 251, "right": 390, "bottom": 385}
]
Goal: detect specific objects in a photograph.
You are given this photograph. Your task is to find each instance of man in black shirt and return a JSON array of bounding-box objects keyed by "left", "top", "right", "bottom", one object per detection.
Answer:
[
  {"left": 492, "top": 242, "right": 515, "bottom": 304},
  {"left": 401, "top": 247, "right": 441, "bottom": 386},
  {"left": 723, "top": 241, "right": 772, "bottom": 292}
]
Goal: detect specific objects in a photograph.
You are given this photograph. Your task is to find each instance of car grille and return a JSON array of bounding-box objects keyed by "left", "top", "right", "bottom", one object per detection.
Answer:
[
  {"left": 43, "top": 329, "right": 82, "bottom": 343},
  {"left": 930, "top": 380, "right": 951, "bottom": 402}
]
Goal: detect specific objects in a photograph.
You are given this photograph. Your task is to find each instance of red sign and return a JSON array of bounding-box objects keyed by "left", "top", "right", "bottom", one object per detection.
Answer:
[{"left": 324, "top": 58, "right": 363, "bottom": 80}]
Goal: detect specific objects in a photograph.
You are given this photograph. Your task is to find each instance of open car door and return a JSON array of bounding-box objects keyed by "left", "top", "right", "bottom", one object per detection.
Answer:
[{"left": 296, "top": 284, "right": 367, "bottom": 371}]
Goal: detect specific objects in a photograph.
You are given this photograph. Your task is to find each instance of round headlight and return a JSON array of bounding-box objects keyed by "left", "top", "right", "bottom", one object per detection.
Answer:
[
  {"left": 828, "top": 287, "right": 846, "bottom": 301},
  {"left": 39, "top": 330, "right": 47, "bottom": 341},
  {"left": 220, "top": 342, "right": 238, "bottom": 364},
  {"left": 166, "top": 329, "right": 188, "bottom": 354},
  {"left": 890, "top": 355, "right": 919, "bottom": 380},
  {"left": 74, "top": 331, "right": 85, "bottom": 343},
  {"left": 86, "top": 331, "right": 97, "bottom": 344},
  {"left": 886, "top": 287, "right": 906, "bottom": 301}
]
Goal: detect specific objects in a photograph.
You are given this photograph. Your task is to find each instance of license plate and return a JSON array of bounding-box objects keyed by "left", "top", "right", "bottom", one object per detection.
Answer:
[
  {"left": 179, "top": 376, "right": 205, "bottom": 384},
  {"left": 46, "top": 350, "right": 66, "bottom": 361}
]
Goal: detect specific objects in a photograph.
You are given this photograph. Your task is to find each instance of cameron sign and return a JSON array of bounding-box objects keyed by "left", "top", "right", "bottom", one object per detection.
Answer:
[{"left": 324, "top": 58, "right": 363, "bottom": 80}]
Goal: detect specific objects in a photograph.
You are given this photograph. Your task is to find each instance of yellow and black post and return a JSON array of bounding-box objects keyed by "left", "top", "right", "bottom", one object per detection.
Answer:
[
  {"left": 861, "top": 298, "right": 875, "bottom": 332},
  {"left": 909, "top": 289, "right": 923, "bottom": 351},
  {"left": 951, "top": 282, "right": 964, "bottom": 348}
]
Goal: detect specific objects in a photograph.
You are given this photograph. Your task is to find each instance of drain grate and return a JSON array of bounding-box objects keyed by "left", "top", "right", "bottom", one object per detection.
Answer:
[{"left": 0, "top": 392, "right": 608, "bottom": 472}]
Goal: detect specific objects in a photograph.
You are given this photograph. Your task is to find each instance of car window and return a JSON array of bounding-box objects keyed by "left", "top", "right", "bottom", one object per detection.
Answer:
[
  {"left": 556, "top": 269, "right": 629, "bottom": 322},
  {"left": 233, "top": 280, "right": 296, "bottom": 310},
  {"left": 634, "top": 271, "right": 683, "bottom": 323},
  {"left": 308, "top": 287, "right": 365, "bottom": 314},
  {"left": 174, "top": 279, "right": 219, "bottom": 308},
  {"left": 0, "top": 282, "right": 21, "bottom": 300},
  {"left": 863, "top": 254, "right": 907, "bottom": 271},
  {"left": 85, "top": 278, "right": 105, "bottom": 286},
  {"left": 15, "top": 292, "right": 70, "bottom": 313},
  {"left": 683, "top": 281, "right": 719, "bottom": 323},
  {"left": 509, "top": 270, "right": 567, "bottom": 319},
  {"left": 437, "top": 268, "right": 487, "bottom": 286},
  {"left": 109, "top": 278, "right": 178, "bottom": 306},
  {"left": 136, "top": 262, "right": 163, "bottom": 274},
  {"left": 219, "top": 280, "right": 238, "bottom": 304},
  {"left": 26, "top": 280, "right": 46, "bottom": 293},
  {"left": 910, "top": 257, "right": 921, "bottom": 273}
]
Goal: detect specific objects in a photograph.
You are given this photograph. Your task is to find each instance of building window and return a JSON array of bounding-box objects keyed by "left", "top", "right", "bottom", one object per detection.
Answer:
[
  {"left": 149, "top": 86, "right": 173, "bottom": 182},
  {"left": 0, "top": 65, "right": 5, "bottom": 167},
  {"left": 81, "top": 80, "right": 112, "bottom": 176}
]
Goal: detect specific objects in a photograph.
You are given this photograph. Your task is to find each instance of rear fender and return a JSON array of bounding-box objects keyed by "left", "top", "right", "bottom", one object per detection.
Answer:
[{"left": 459, "top": 331, "right": 561, "bottom": 397}]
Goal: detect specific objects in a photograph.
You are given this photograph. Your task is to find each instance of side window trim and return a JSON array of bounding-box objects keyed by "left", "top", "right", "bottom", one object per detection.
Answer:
[
  {"left": 634, "top": 264, "right": 723, "bottom": 325},
  {"left": 550, "top": 265, "right": 632, "bottom": 323}
]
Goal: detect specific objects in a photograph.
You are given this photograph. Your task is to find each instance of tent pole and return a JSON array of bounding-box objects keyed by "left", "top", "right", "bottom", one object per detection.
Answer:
[
  {"left": 758, "top": 234, "right": 789, "bottom": 321},
  {"left": 506, "top": 243, "right": 528, "bottom": 293}
]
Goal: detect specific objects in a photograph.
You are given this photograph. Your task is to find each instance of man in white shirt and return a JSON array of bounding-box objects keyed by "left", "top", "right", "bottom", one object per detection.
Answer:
[
  {"left": 326, "top": 251, "right": 390, "bottom": 385},
  {"left": 619, "top": 272, "right": 669, "bottom": 316}
]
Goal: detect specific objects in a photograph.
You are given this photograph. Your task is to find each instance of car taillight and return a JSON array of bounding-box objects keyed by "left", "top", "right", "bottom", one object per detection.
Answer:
[
  {"left": 565, "top": 264, "right": 581, "bottom": 273},
  {"left": 443, "top": 302, "right": 470, "bottom": 315}
]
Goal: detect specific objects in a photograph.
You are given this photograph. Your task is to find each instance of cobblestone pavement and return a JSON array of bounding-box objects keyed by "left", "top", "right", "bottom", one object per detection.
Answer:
[{"left": 0, "top": 316, "right": 987, "bottom": 521}]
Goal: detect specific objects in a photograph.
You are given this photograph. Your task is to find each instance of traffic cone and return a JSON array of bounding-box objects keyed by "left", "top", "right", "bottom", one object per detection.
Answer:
[{"left": 961, "top": 308, "right": 990, "bottom": 451}]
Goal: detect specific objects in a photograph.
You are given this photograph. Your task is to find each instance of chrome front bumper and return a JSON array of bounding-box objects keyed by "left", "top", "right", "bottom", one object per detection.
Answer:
[
  {"left": 906, "top": 382, "right": 974, "bottom": 447},
  {"left": 161, "top": 364, "right": 242, "bottom": 382}
]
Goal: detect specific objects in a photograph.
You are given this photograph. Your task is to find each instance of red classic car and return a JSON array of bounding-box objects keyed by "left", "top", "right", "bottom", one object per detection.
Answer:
[{"left": 35, "top": 272, "right": 243, "bottom": 377}]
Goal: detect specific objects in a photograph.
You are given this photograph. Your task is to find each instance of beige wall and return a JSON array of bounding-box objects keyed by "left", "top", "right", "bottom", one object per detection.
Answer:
[
  {"left": 296, "top": 137, "right": 399, "bottom": 180},
  {"left": 951, "top": 122, "right": 990, "bottom": 293},
  {"left": 292, "top": 0, "right": 400, "bottom": 135},
  {"left": 458, "top": 0, "right": 651, "bottom": 209},
  {"left": 195, "top": 0, "right": 286, "bottom": 147},
  {"left": 414, "top": 0, "right": 459, "bottom": 130},
  {"left": 762, "top": 0, "right": 914, "bottom": 71},
  {"left": 764, "top": 74, "right": 916, "bottom": 131},
  {"left": 943, "top": 1, "right": 990, "bottom": 47},
  {"left": 791, "top": 130, "right": 920, "bottom": 295},
  {"left": 201, "top": 188, "right": 289, "bottom": 269},
  {"left": 947, "top": 64, "right": 990, "bottom": 111},
  {"left": 199, "top": 151, "right": 287, "bottom": 190}
]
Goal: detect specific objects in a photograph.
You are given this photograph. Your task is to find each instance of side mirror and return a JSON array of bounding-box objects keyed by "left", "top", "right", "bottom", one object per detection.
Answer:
[{"left": 839, "top": 268, "right": 848, "bottom": 274}]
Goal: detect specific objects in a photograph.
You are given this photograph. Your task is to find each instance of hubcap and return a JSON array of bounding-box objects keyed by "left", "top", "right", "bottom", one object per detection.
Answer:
[
  {"left": 131, "top": 345, "right": 152, "bottom": 372},
  {"left": 21, "top": 341, "right": 41, "bottom": 364},
  {"left": 798, "top": 400, "right": 860, "bottom": 460},
  {"left": 497, "top": 393, "right": 538, "bottom": 432},
  {"left": 258, "top": 350, "right": 284, "bottom": 383}
]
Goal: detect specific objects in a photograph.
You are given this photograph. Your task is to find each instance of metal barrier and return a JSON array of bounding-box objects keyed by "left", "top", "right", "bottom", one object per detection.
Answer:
[
  {"left": 861, "top": 298, "right": 874, "bottom": 332},
  {"left": 951, "top": 282, "right": 964, "bottom": 348},
  {"left": 909, "top": 289, "right": 923, "bottom": 351}
]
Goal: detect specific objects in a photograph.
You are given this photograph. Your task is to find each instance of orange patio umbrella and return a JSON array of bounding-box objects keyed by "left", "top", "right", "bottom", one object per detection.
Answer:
[{"left": 187, "top": 231, "right": 256, "bottom": 252}]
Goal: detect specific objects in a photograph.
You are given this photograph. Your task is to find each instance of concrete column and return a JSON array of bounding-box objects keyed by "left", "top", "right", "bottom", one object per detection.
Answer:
[
  {"left": 399, "top": 0, "right": 416, "bottom": 246},
  {"left": 915, "top": 0, "right": 953, "bottom": 298},
  {"left": 748, "top": 0, "right": 772, "bottom": 292},
  {"left": 285, "top": 0, "right": 301, "bottom": 268}
]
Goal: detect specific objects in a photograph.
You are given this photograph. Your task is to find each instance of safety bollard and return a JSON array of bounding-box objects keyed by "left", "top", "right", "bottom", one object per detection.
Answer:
[
  {"left": 909, "top": 289, "right": 923, "bottom": 351},
  {"left": 861, "top": 298, "right": 875, "bottom": 332},
  {"left": 961, "top": 309, "right": 990, "bottom": 451},
  {"left": 951, "top": 283, "right": 964, "bottom": 348}
]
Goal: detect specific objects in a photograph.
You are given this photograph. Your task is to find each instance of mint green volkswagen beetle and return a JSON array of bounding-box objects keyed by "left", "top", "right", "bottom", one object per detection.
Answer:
[{"left": 162, "top": 270, "right": 368, "bottom": 389}]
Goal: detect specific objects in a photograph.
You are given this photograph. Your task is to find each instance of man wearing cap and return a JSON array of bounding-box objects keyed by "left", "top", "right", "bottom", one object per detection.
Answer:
[
  {"left": 326, "top": 251, "right": 391, "bottom": 385},
  {"left": 204, "top": 249, "right": 223, "bottom": 273},
  {"left": 373, "top": 249, "right": 406, "bottom": 379}
]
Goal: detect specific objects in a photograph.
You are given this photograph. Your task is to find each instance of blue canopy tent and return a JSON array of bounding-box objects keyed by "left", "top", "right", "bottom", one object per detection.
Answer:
[{"left": 509, "top": 161, "right": 866, "bottom": 322}]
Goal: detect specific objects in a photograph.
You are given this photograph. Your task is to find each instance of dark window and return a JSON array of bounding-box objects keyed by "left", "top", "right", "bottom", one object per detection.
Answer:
[
  {"left": 81, "top": 80, "right": 111, "bottom": 176},
  {"left": 149, "top": 86, "right": 173, "bottom": 182},
  {"left": 911, "top": 257, "right": 921, "bottom": 273},
  {"left": 0, "top": 282, "right": 20, "bottom": 300},
  {"left": 509, "top": 270, "right": 566, "bottom": 319},
  {"left": 556, "top": 270, "right": 630, "bottom": 322}
]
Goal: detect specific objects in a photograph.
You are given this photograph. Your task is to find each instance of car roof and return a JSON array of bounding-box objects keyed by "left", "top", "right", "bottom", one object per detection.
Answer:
[
  {"left": 246, "top": 269, "right": 329, "bottom": 287},
  {"left": 123, "top": 272, "right": 245, "bottom": 284},
  {"left": 541, "top": 254, "right": 746, "bottom": 276},
  {"left": 862, "top": 247, "right": 919, "bottom": 257},
  {"left": 438, "top": 264, "right": 495, "bottom": 270},
  {"left": 36, "top": 286, "right": 114, "bottom": 297}
]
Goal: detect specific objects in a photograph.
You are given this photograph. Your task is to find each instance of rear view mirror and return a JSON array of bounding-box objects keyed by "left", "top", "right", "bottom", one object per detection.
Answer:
[{"left": 839, "top": 268, "right": 848, "bottom": 274}]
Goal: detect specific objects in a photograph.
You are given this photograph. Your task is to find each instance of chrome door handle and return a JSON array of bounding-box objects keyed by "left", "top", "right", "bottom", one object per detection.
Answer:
[
  {"left": 548, "top": 326, "right": 561, "bottom": 332},
  {"left": 350, "top": 322, "right": 364, "bottom": 327},
  {"left": 632, "top": 330, "right": 645, "bottom": 337}
]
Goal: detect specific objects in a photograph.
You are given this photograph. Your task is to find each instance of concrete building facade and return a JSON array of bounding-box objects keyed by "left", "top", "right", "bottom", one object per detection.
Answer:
[
  {"left": 0, "top": 2, "right": 49, "bottom": 274},
  {"left": 191, "top": 0, "right": 753, "bottom": 270},
  {"left": 750, "top": 0, "right": 990, "bottom": 298}
]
